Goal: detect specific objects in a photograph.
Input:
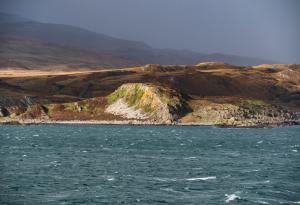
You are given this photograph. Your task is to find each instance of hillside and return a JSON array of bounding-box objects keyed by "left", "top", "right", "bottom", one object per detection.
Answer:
[
  {"left": 0, "top": 13, "right": 276, "bottom": 68},
  {"left": 0, "top": 12, "right": 31, "bottom": 24},
  {"left": 0, "top": 36, "right": 137, "bottom": 70},
  {"left": 0, "top": 63, "right": 299, "bottom": 127}
]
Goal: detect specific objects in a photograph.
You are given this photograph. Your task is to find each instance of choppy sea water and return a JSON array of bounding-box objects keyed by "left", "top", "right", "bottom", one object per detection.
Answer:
[{"left": 0, "top": 125, "right": 299, "bottom": 205}]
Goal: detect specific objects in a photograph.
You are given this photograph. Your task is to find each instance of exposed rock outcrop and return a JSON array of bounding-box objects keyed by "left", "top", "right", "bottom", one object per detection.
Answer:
[
  {"left": 182, "top": 99, "right": 299, "bottom": 127},
  {"left": 0, "top": 107, "right": 9, "bottom": 117},
  {"left": 105, "top": 83, "right": 188, "bottom": 123},
  {"left": 0, "top": 96, "right": 34, "bottom": 116}
]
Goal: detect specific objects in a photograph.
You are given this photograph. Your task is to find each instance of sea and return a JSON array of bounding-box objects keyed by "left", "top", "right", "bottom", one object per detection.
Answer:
[{"left": 0, "top": 125, "right": 299, "bottom": 205}]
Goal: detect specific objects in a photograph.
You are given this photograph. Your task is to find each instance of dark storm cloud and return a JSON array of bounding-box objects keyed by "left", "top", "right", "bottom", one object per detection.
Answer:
[{"left": 0, "top": 0, "right": 299, "bottom": 63}]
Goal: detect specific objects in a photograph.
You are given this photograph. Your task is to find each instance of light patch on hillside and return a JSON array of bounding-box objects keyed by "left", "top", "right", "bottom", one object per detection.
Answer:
[{"left": 105, "top": 99, "right": 147, "bottom": 120}]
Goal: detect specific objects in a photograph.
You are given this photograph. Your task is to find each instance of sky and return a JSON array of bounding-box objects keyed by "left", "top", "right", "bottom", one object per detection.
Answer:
[{"left": 0, "top": 0, "right": 299, "bottom": 63}]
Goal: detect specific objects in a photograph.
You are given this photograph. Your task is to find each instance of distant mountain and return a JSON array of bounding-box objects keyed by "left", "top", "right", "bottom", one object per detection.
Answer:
[
  {"left": 0, "top": 36, "right": 137, "bottom": 70},
  {"left": 0, "top": 13, "right": 276, "bottom": 68},
  {"left": 0, "top": 12, "right": 31, "bottom": 24}
]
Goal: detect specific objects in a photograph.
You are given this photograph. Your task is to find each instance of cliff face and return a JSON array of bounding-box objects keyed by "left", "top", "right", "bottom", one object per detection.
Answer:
[
  {"left": 0, "top": 96, "right": 49, "bottom": 120},
  {"left": 105, "top": 83, "right": 188, "bottom": 123},
  {"left": 0, "top": 96, "right": 34, "bottom": 117}
]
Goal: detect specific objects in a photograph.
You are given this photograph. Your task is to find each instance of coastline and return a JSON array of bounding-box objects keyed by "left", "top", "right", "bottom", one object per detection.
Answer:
[{"left": 1, "top": 119, "right": 298, "bottom": 128}]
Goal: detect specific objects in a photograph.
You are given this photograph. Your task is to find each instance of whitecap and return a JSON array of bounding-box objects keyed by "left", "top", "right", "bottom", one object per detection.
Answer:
[
  {"left": 225, "top": 192, "right": 241, "bottom": 203},
  {"left": 50, "top": 161, "right": 61, "bottom": 167},
  {"left": 292, "top": 149, "right": 298, "bottom": 152},
  {"left": 106, "top": 177, "right": 115, "bottom": 181},
  {"left": 186, "top": 176, "right": 216, "bottom": 181},
  {"left": 160, "top": 188, "right": 178, "bottom": 193},
  {"left": 183, "top": 156, "right": 197, "bottom": 159},
  {"left": 257, "top": 141, "right": 263, "bottom": 144},
  {"left": 191, "top": 167, "right": 203, "bottom": 170},
  {"left": 254, "top": 200, "right": 270, "bottom": 204},
  {"left": 153, "top": 178, "right": 167, "bottom": 182},
  {"left": 241, "top": 180, "right": 270, "bottom": 185},
  {"left": 153, "top": 177, "right": 177, "bottom": 182},
  {"left": 33, "top": 134, "right": 39, "bottom": 137}
]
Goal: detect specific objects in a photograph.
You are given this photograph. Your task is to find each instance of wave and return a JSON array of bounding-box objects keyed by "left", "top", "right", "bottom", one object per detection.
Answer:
[
  {"left": 225, "top": 192, "right": 241, "bottom": 203},
  {"left": 186, "top": 176, "right": 216, "bottom": 181},
  {"left": 183, "top": 156, "right": 197, "bottom": 160}
]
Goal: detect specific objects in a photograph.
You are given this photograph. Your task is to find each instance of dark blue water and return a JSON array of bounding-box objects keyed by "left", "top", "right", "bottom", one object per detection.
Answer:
[{"left": 0, "top": 125, "right": 299, "bottom": 205}]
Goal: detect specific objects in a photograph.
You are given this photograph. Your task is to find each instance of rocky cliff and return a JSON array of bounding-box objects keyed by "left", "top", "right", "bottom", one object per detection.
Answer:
[
  {"left": 0, "top": 96, "right": 34, "bottom": 117},
  {"left": 105, "top": 83, "right": 188, "bottom": 123},
  {"left": 0, "top": 96, "right": 49, "bottom": 121}
]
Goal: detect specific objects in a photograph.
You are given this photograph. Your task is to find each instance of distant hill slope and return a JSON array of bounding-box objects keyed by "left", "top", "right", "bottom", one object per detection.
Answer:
[
  {"left": 0, "top": 20, "right": 151, "bottom": 55},
  {"left": 0, "top": 36, "right": 138, "bottom": 70},
  {"left": 0, "top": 12, "right": 31, "bottom": 24},
  {"left": 0, "top": 13, "right": 277, "bottom": 67}
]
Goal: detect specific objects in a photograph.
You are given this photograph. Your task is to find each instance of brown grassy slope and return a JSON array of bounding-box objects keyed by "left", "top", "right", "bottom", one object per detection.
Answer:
[
  {"left": 0, "top": 36, "right": 138, "bottom": 70},
  {"left": 0, "top": 63, "right": 299, "bottom": 111}
]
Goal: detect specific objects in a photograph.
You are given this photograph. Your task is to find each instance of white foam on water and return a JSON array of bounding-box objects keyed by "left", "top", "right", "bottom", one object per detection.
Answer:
[
  {"left": 160, "top": 188, "right": 179, "bottom": 193},
  {"left": 186, "top": 176, "right": 216, "bottom": 181},
  {"left": 241, "top": 180, "right": 270, "bottom": 185},
  {"left": 154, "top": 177, "right": 168, "bottom": 182},
  {"left": 49, "top": 161, "right": 61, "bottom": 167},
  {"left": 191, "top": 167, "right": 203, "bottom": 170},
  {"left": 254, "top": 200, "right": 270, "bottom": 204},
  {"left": 33, "top": 134, "right": 39, "bottom": 137},
  {"left": 106, "top": 177, "right": 115, "bottom": 181},
  {"left": 183, "top": 156, "right": 197, "bottom": 160},
  {"left": 292, "top": 149, "right": 298, "bottom": 152},
  {"left": 257, "top": 141, "right": 263, "bottom": 144},
  {"left": 225, "top": 192, "right": 241, "bottom": 203},
  {"left": 293, "top": 202, "right": 300, "bottom": 204}
]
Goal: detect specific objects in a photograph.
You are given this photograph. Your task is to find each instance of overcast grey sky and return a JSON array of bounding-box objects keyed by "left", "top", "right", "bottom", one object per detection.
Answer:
[{"left": 0, "top": 0, "right": 299, "bottom": 63}]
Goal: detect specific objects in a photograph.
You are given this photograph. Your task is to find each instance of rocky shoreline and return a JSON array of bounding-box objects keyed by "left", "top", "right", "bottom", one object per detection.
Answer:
[{"left": 1, "top": 118, "right": 299, "bottom": 128}]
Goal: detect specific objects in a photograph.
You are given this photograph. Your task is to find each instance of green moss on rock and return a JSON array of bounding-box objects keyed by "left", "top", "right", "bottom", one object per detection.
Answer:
[{"left": 106, "top": 83, "right": 189, "bottom": 122}]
